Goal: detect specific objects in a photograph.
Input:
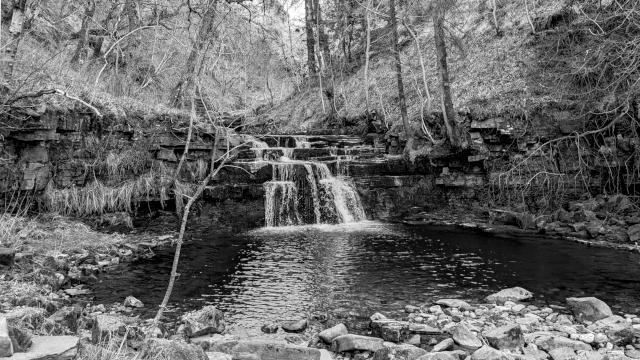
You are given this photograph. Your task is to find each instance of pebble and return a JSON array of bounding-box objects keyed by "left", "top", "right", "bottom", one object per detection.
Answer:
[
  {"left": 625, "top": 349, "right": 640, "bottom": 359},
  {"left": 124, "top": 296, "right": 144, "bottom": 308},
  {"left": 260, "top": 323, "right": 278, "bottom": 334},
  {"left": 594, "top": 333, "right": 608, "bottom": 343},
  {"left": 405, "top": 305, "right": 420, "bottom": 313}
]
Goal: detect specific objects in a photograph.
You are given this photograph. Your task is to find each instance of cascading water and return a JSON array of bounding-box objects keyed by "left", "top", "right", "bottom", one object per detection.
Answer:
[{"left": 263, "top": 140, "right": 366, "bottom": 227}]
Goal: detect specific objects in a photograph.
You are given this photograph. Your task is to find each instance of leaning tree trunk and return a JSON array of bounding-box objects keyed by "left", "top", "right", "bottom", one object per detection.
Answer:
[
  {"left": 304, "top": 0, "right": 317, "bottom": 75},
  {"left": 171, "top": 0, "right": 219, "bottom": 107},
  {"left": 433, "top": 12, "right": 461, "bottom": 148},
  {"left": 389, "top": 0, "right": 411, "bottom": 139}
]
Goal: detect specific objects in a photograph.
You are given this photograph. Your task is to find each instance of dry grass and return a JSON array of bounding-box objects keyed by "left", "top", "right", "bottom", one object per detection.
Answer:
[
  {"left": 43, "top": 165, "right": 173, "bottom": 217},
  {"left": 77, "top": 339, "right": 139, "bottom": 360},
  {"left": 102, "top": 149, "right": 153, "bottom": 182},
  {"left": 0, "top": 214, "right": 125, "bottom": 254},
  {"left": 0, "top": 280, "right": 46, "bottom": 305},
  {"left": 0, "top": 214, "right": 33, "bottom": 247}
]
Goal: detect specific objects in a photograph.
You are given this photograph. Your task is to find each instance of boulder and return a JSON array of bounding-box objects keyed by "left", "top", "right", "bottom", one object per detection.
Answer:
[
  {"left": 206, "top": 352, "right": 233, "bottom": 360},
  {"left": 566, "top": 297, "right": 613, "bottom": 322},
  {"left": 524, "top": 332, "right": 592, "bottom": 352},
  {"left": 603, "top": 195, "right": 633, "bottom": 213},
  {"left": 374, "top": 343, "right": 427, "bottom": 360},
  {"left": 548, "top": 347, "right": 578, "bottom": 360},
  {"left": 591, "top": 316, "right": 634, "bottom": 345},
  {"left": 628, "top": 224, "right": 640, "bottom": 243},
  {"left": 523, "top": 344, "right": 550, "bottom": 360},
  {"left": 372, "top": 319, "right": 408, "bottom": 342},
  {"left": 124, "top": 296, "right": 144, "bottom": 308},
  {"left": 484, "top": 324, "right": 524, "bottom": 349},
  {"left": 451, "top": 324, "right": 482, "bottom": 350},
  {"left": 576, "top": 350, "right": 605, "bottom": 360},
  {"left": 371, "top": 313, "right": 388, "bottom": 321},
  {"left": 408, "top": 323, "right": 442, "bottom": 335},
  {"left": 141, "top": 338, "right": 208, "bottom": 360},
  {"left": 9, "top": 336, "right": 79, "bottom": 360},
  {"left": 0, "top": 317, "right": 13, "bottom": 357},
  {"left": 9, "top": 326, "right": 32, "bottom": 353},
  {"left": 319, "top": 323, "right": 348, "bottom": 343},
  {"left": 432, "top": 338, "right": 454, "bottom": 352},
  {"left": 417, "top": 352, "right": 460, "bottom": 360},
  {"left": 281, "top": 319, "right": 308, "bottom": 333},
  {"left": 48, "top": 306, "right": 82, "bottom": 333},
  {"left": 332, "top": 334, "right": 385, "bottom": 353},
  {"left": 206, "top": 339, "right": 330, "bottom": 360},
  {"left": 486, "top": 287, "right": 533, "bottom": 304},
  {"left": 181, "top": 306, "right": 225, "bottom": 337},
  {"left": 436, "top": 299, "right": 473, "bottom": 311},
  {"left": 91, "top": 315, "right": 127, "bottom": 344},
  {"left": 625, "top": 349, "right": 640, "bottom": 359},
  {"left": 470, "top": 345, "right": 511, "bottom": 360}
]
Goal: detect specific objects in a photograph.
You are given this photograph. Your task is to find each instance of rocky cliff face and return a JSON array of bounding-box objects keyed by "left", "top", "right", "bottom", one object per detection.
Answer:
[{"left": 1, "top": 107, "right": 638, "bottom": 243}]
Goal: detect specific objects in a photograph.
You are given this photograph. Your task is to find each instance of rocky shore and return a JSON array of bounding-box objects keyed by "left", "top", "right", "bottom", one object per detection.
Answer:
[
  {"left": 400, "top": 194, "right": 640, "bottom": 254},
  {"left": 3, "top": 279, "right": 639, "bottom": 360}
]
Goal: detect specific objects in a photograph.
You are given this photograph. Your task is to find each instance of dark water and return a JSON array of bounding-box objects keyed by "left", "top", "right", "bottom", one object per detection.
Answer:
[{"left": 93, "top": 221, "right": 640, "bottom": 331}]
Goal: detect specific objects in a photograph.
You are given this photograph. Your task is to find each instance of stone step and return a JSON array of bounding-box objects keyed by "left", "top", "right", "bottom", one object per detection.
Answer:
[
  {"left": 237, "top": 147, "right": 377, "bottom": 161},
  {"left": 255, "top": 135, "right": 364, "bottom": 148},
  {"left": 353, "top": 175, "right": 427, "bottom": 189},
  {"left": 346, "top": 158, "right": 428, "bottom": 176}
]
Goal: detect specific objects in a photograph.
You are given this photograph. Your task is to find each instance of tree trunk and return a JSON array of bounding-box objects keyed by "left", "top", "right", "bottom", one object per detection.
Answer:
[
  {"left": 314, "top": 0, "right": 331, "bottom": 69},
  {"left": 364, "top": 0, "right": 371, "bottom": 112},
  {"left": 71, "top": 0, "right": 96, "bottom": 65},
  {"left": 171, "top": 0, "right": 219, "bottom": 108},
  {"left": 125, "top": 0, "right": 138, "bottom": 32},
  {"left": 389, "top": 0, "right": 411, "bottom": 139},
  {"left": 304, "top": 0, "right": 317, "bottom": 75},
  {"left": 91, "top": 1, "right": 120, "bottom": 58},
  {"left": 433, "top": 12, "right": 461, "bottom": 148},
  {"left": 3, "top": 0, "right": 28, "bottom": 82}
]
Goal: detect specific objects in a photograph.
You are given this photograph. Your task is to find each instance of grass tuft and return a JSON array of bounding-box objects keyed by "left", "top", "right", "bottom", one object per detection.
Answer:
[{"left": 44, "top": 165, "right": 173, "bottom": 217}]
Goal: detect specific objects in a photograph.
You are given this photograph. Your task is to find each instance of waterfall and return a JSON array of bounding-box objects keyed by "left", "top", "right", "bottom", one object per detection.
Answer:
[{"left": 263, "top": 139, "right": 366, "bottom": 227}]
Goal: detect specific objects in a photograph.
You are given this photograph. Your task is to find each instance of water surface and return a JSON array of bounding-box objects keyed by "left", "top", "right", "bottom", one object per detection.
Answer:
[{"left": 93, "top": 221, "right": 640, "bottom": 330}]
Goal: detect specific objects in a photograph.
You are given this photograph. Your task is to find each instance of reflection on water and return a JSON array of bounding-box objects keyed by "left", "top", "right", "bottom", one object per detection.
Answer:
[{"left": 93, "top": 221, "right": 640, "bottom": 330}]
